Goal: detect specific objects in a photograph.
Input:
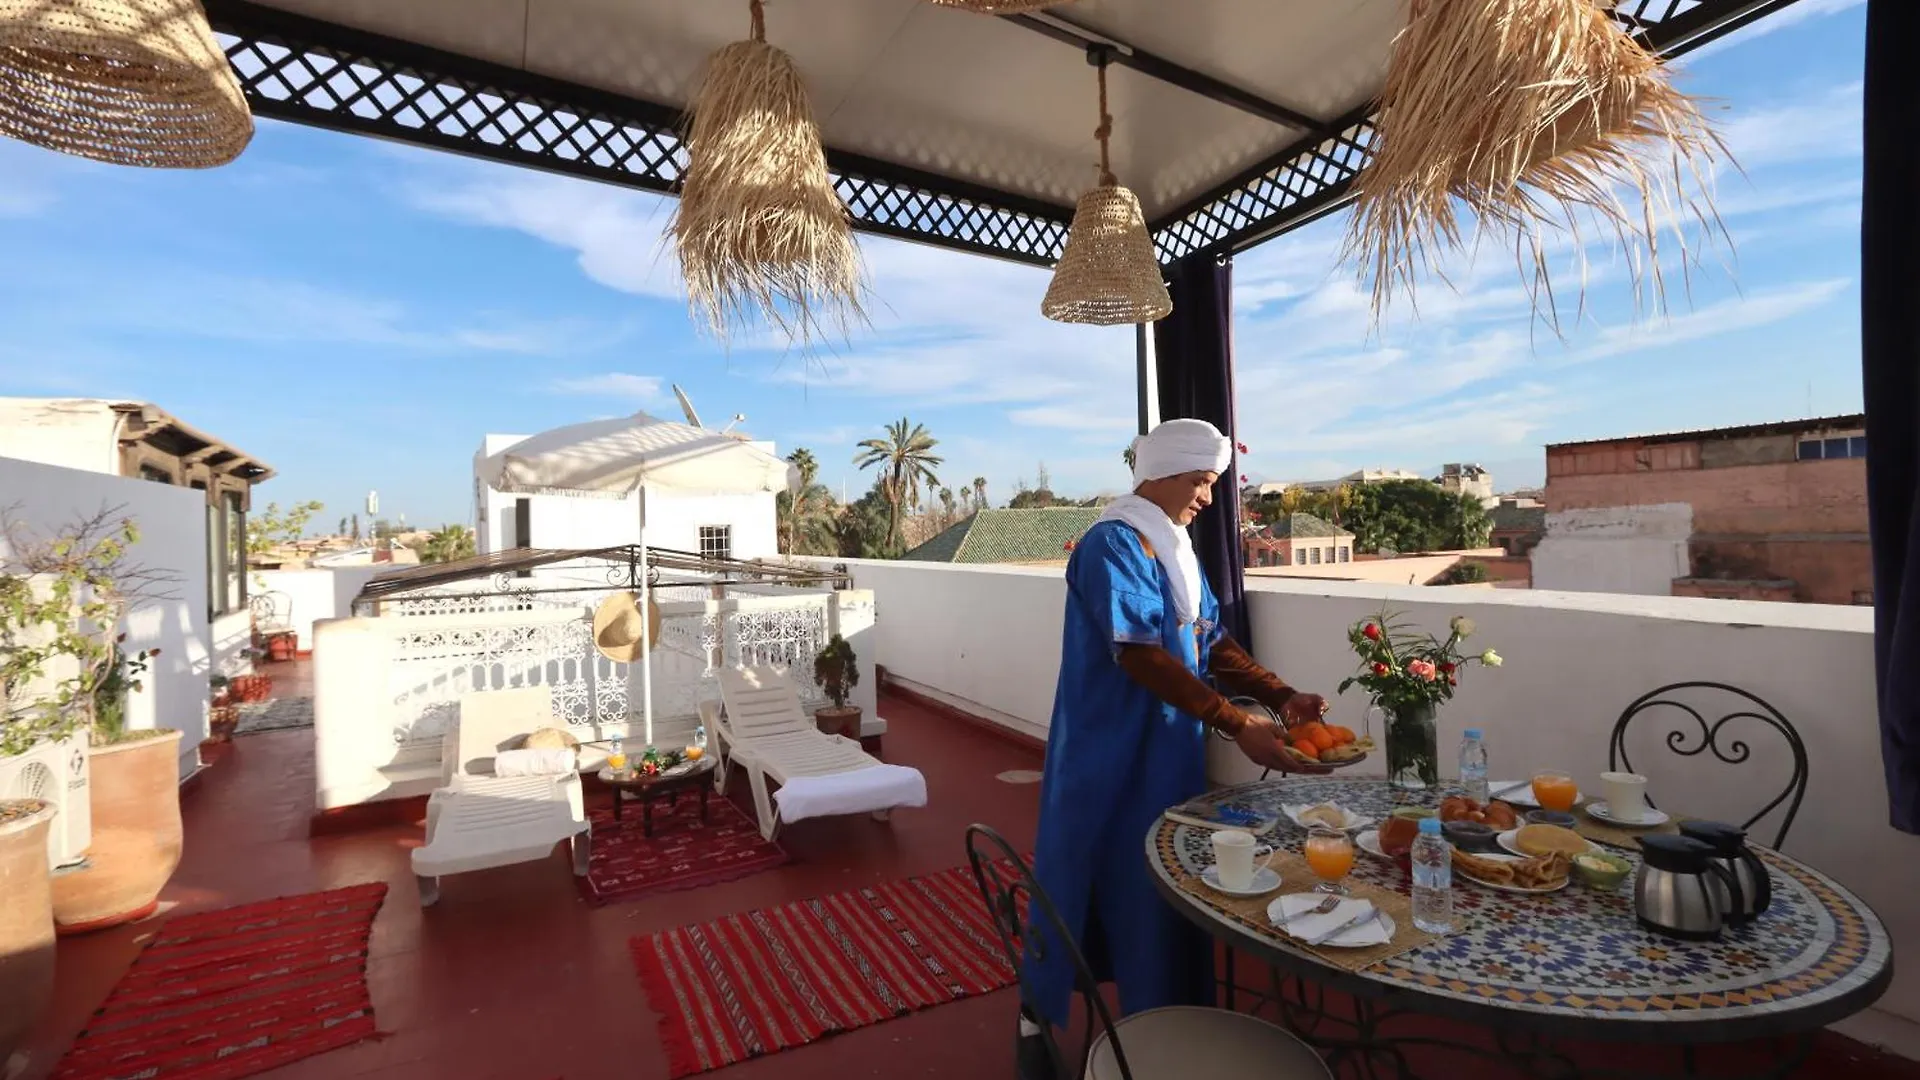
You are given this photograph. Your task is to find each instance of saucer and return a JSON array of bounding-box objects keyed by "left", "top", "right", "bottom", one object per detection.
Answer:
[
  {"left": 1585, "top": 801, "right": 1671, "bottom": 828},
  {"left": 1201, "top": 865, "right": 1282, "bottom": 897}
]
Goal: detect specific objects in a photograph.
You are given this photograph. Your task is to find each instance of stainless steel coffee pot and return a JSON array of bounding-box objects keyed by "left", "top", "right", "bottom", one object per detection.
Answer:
[
  {"left": 1635, "top": 834, "right": 1744, "bottom": 941},
  {"left": 1678, "top": 820, "right": 1772, "bottom": 925}
]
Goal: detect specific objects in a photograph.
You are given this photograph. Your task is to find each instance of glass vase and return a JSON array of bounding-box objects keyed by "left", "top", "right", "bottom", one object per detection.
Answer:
[{"left": 1383, "top": 701, "right": 1439, "bottom": 791}]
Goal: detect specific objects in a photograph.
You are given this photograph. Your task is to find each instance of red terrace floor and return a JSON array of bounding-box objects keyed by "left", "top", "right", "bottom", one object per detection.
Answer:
[{"left": 16, "top": 671, "right": 1919, "bottom": 1080}]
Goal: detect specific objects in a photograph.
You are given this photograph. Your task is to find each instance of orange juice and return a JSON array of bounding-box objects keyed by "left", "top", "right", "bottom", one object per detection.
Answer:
[
  {"left": 1532, "top": 772, "right": 1578, "bottom": 813},
  {"left": 1304, "top": 832, "right": 1354, "bottom": 882}
]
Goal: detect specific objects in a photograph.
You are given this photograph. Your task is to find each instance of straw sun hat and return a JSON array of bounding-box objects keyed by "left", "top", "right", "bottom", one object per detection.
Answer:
[{"left": 592, "top": 591, "right": 663, "bottom": 664}]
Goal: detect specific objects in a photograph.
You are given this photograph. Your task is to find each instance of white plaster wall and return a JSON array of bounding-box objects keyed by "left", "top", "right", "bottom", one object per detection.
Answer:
[
  {"left": 824, "top": 558, "right": 1918, "bottom": 1047},
  {"left": 210, "top": 610, "right": 254, "bottom": 679},
  {"left": 254, "top": 566, "right": 390, "bottom": 650},
  {"left": 0, "top": 455, "right": 210, "bottom": 778},
  {"left": 1532, "top": 503, "right": 1694, "bottom": 595},
  {"left": 0, "top": 398, "right": 120, "bottom": 475}
]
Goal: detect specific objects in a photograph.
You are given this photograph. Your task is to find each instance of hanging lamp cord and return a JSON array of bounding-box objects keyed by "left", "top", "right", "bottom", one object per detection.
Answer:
[
  {"left": 1094, "top": 51, "right": 1115, "bottom": 187},
  {"left": 750, "top": 0, "right": 766, "bottom": 41}
]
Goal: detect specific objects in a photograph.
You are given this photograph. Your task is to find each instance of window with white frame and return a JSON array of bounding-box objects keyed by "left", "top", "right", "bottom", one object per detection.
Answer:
[
  {"left": 699, "top": 525, "right": 733, "bottom": 562},
  {"left": 1311, "top": 547, "right": 1322, "bottom": 564},
  {"left": 1798, "top": 433, "right": 1867, "bottom": 461}
]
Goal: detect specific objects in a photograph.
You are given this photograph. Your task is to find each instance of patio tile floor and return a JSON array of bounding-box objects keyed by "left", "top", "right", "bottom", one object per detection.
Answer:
[{"left": 14, "top": 664, "right": 1916, "bottom": 1079}]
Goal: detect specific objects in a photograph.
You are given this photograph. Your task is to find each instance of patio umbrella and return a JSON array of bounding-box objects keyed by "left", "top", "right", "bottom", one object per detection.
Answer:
[{"left": 477, "top": 412, "right": 800, "bottom": 744}]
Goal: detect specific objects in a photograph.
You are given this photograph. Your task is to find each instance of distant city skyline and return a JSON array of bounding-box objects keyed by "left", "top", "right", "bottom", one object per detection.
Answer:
[{"left": 0, "top": 1, "right": 1867, "bottom": 527}]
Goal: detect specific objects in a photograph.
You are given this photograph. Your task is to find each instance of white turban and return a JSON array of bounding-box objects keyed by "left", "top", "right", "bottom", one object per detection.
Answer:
[{"left": 1129, "top": 418, "right": 1232, "bottom": 487}]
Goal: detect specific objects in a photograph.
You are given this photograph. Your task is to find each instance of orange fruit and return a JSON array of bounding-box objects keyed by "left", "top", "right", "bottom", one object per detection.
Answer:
[
  {"left": 1290, "top": 738, "right": 1321, "bottom": 760},
  {"left": 1327, "top": 725, "right": 1356, "bottom": 746},
  {"left": 1292, "top": 721, "right": 1327, "bottom": 741},
  {"left": 1309, "top": 727, "right": 1336, "bottom": 752}
]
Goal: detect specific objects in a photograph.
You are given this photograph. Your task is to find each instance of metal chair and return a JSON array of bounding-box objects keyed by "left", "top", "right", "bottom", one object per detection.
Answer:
[
  {"left": 1608, "top": 682, "right": 1809, "bottom": 849},
  {"left": 250, "top": 591, "right": 293, "bottom": 636},
  {"left": 963, "top": 825, "right": 1331, "bottom": 1080}
]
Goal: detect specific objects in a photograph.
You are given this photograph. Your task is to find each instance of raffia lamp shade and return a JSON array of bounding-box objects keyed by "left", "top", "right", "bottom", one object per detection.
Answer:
[
  {"left": 1042, "top": 183, "right": 1171, "bottom": 325},
  {"left": 0, "top": 0, "right": 252, "bottom": 167},
  {"left": 1345, "top": 0, "right": 1723, "bottom": 329},
  {"left": 925, "top": 1, "right": 1070, "bottom": 11}
]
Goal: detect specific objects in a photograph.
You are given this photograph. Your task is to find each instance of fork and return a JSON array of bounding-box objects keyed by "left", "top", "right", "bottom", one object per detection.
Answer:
[{"left": 1273, "top": 895, "right": 1342, "bottom": 928}]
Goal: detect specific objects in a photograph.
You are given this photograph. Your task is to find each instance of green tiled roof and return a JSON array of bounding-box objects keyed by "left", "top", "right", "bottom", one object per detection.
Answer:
[
  {"left": 1264, "top": 513, "right": 1350, "bottom": 540},
  {"left": 904, "top": 507, "right": 1103, "bottom": 564}
]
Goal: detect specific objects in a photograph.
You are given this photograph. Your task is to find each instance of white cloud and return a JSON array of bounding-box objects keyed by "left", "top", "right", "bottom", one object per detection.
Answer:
[
  {"left": 1715, "top": 81, "right": 1863, "bottom": 169},
  {"left": 1563, "top": 276, "right": 1851, "bottom": 364},
  {"left": 550, "top": 372, "right": 666, "bottom": 402},
  {"left": 1681, "top": 0, "right": 1864, "bottom": 63}
]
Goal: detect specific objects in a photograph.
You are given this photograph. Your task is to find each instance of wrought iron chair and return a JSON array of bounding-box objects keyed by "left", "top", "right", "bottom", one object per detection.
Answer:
[
  {"left": 963, "top": 824, "right": 1330, "bottom": 1080},
  {"left": 1608, "top": 682, "right": 1809, "bottom": 849},
  {"left": 250, "top": 591, "right": 293, "bottom": 636}
]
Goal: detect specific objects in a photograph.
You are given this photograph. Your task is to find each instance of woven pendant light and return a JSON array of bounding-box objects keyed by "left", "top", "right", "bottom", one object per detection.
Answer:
[
  {"left": 1042, "top": 52, "right": 1170, "bottom": 326},
  {"left": 0, "top": 0, "right": 252, "bottom": 168},
  {"left": 1345, "top": 0, "right": 1725, "bottom": 330},
  {"left": 669, "top": 0, "right": 866, "bottom": 345},
  {"left": 925, "top": 1, "right": 1070, "bottom": 12}
]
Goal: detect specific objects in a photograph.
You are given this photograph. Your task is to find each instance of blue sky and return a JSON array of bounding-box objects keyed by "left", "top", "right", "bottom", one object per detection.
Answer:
[{"left": 0, "top": 0, "right": 1865, "bottom": 530}]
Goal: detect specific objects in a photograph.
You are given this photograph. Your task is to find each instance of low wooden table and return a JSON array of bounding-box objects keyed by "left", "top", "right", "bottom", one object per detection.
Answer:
[{"left": 597, "top": 757, "right": 717, "bottom": 837}]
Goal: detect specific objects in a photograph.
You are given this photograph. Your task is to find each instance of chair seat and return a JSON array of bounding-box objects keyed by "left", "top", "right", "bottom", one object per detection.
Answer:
[{"left": 1084, "top": 1007, "right": 1331, "bottom": 1080}]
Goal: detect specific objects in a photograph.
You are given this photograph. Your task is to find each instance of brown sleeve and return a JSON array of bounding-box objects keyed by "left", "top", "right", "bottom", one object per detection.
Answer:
[
  {"left": 1208, "top": 636, "right": 1298, "bottom": 716},
  {"left": 1115, "top": 644, "right": 1255, "bottom": 735}
]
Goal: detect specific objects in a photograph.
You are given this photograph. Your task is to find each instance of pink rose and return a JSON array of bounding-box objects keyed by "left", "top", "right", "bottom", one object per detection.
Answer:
[{"left": 1407, "top": 659, "right": 1437, "bottom": 681}]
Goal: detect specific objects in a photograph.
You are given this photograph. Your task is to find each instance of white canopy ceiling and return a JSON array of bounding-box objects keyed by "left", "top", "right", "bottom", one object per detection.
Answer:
[{"left": 479, "top": 413, "right": 799, "bottom": 497}]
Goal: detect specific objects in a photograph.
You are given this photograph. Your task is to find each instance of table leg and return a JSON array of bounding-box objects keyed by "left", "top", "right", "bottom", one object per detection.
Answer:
[{"left": 612, "top": 788, "right": 623, "bottom": 822}]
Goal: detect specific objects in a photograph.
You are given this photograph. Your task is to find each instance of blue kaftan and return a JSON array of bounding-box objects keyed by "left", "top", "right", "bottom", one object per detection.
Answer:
[{"left": 1023, "top": 519, "right": 1223, "bottom": 1026}]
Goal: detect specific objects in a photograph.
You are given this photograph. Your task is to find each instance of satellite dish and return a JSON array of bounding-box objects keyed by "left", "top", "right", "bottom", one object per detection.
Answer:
[{"left": 672, "top": 384, "right": 703, "bottom": 428}]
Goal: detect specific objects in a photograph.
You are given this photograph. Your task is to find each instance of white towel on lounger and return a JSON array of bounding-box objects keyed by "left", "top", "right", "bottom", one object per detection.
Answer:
[
  {"left": 493, "top": 747, "right": 577, "bottom": 776},
  {"left": 774, "top": 764, "right": 927, "bottom": 823}
]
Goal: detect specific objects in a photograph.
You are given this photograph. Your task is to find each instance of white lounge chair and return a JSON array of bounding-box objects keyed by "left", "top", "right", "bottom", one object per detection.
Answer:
[
  {"left": 411, "top": 686, "right": 590, "bottom": 906},
  {"left": 709, "top": 666, "right": 926, "bottom": 842}
]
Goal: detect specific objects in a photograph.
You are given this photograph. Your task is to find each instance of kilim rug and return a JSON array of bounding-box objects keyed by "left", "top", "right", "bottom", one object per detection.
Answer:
[
  {"left": 631, "top": 862, "right": 1018, "bottom": 1077},
  {"left": 52, "top": 882, "right": 388, "bottom": 1080},
  {"left": 578, "top": 797, "right": 789, "bottom": 906}
]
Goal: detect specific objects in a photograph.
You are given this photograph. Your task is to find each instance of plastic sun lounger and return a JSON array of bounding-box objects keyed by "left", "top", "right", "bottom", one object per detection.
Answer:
[
  {"left": 411, "top": 686, "right": 589, "bottom": 906},
  {"left": 709, "top": 666, "right": 926, "bottom": 842}
]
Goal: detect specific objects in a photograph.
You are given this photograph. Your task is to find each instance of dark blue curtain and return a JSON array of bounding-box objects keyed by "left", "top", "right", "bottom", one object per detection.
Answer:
[
  {"left": 1153, "top": 254, "right": 1251, "bottom": 649},
  {"left": 1863, "top": 0, "right": 1920, "bottom": 835}
]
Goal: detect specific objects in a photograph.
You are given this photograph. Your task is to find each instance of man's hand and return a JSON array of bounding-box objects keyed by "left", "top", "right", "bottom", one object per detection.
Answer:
[
  {"left": 1233, "top": 715, "right": 1334, "bottom": 775},
  {"left": 1279, "top": 692, "right": 1330, "bottom": 729}
]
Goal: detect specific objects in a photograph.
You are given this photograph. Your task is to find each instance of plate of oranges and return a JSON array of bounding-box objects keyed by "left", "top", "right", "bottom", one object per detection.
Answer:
[{"left": 1286, "top": 720, "right": 1371, "bottom": 767}]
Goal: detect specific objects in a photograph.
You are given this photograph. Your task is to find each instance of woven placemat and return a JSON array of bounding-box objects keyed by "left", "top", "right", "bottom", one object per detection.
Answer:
[
  {"left": 1570, "top": 802, "right": 1681, "bottom": 849},
  {"left": 1172, "top": 851, "right": 1448, "bottom": 973}
]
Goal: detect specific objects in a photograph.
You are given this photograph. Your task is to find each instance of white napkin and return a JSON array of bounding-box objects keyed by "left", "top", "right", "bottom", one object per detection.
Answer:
[
  {"left": 1266, "top": 894, "right": 1391, "bottom": 947},
  {"left": 1284, "top": 803, "right": 1366, "bottom": 831}
]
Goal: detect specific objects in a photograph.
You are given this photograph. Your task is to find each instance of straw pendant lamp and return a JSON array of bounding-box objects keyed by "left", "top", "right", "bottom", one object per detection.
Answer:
[
  {"left": 0, "top": 0, "right": 252, "bottom": 167},
  {"left": 669, "top": 0, "right": 866, "bottom": 345},
  {"left": 1041, "top": 50, "right": 1171, "bottom": 326},
  {"left": 1345, "top": 0, "right": 1726, "bottom": 330}
]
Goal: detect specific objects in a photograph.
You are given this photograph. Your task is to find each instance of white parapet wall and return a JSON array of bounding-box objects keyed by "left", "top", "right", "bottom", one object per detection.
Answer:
[
  {"left": 828, "top": 556, "right": 1917, "bottom": 1049},
  {"left": 254, "top": 565, "right": 393, "bottom": 652},
  {"left": 1532, "top": 503, "right": 1695, "bottom": 596}
]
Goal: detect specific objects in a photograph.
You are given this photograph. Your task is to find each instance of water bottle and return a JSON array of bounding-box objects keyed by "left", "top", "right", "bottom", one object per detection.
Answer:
[
  {"left": 1410, "top": 817, "right": 1454, "bottom": 934},
  {"left": 608, "top": 739, "right": 627, "bottom": 773},
  {"left": 693, "top": 724, "right": 708, "bottom": 751},
  {"left": 1459, "top": 727, "right": 1489, "bottom": 805}
]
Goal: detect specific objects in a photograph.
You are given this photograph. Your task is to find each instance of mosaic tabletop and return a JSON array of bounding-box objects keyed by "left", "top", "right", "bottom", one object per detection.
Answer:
[{"left": 1149, "top": 778, "right": 1892, "bottom": 1035}]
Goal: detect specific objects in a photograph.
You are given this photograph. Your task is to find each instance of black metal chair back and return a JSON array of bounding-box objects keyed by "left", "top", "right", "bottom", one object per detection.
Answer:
[
  {"left": 964, "top": 823, "right": 1135, "bottom": 1080},
  {"left": 1608, "top": 682, "right": 1809, "bottom": 849}
]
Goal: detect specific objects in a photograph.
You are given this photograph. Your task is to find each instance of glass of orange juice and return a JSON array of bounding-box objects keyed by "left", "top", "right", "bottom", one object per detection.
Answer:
[
  {"left": 1304, "top": 825, "right": 1355, "bottom": 895},
  {"left": 1531, "top": 771, "right": 1579, "bottom": 813}
]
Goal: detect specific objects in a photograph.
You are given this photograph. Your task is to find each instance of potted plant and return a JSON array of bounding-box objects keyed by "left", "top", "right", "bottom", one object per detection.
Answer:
[
  {"left": 1, "top": 508, "right": 184, "bottom": 934},
  {"left": 0, "top": 799, "right": 55, "bottom": 1074},
  {"left": 811, "top": 635, "right": 861, "bottom": 739},
  {"left": 1338, "top": 608, "right": 1502, "bottom": 791}
]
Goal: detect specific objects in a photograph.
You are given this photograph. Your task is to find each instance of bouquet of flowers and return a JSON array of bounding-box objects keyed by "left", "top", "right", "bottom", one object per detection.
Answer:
[{"left": 1338, "top": 608, "right": 1502, "bottom": 788}]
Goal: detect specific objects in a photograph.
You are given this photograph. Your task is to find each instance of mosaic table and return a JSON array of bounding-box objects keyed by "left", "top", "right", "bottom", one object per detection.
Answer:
[{"left": 1147, "top": 778, "right": 1892, "bottom": 1079}]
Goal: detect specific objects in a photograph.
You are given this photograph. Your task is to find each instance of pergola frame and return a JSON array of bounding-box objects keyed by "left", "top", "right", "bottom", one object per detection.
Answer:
[{"left": 203, "top": 0, "right": 1801, "bottom": 271}]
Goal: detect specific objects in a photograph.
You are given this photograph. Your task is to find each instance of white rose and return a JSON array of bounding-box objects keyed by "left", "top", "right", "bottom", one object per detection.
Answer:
[
  {"left": 1451, "top": 616, "right": 1475, "bottom": 638},
  {"left": 1481, "top": 648, "right": 1502, "bottom": 668}
]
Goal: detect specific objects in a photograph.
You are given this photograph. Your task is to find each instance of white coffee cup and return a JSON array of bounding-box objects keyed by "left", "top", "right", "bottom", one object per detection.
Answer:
[
  {"left": 1600, "top": 771, "right": 1651, "bottom": 823},
  {"left": 1211, "top": 829, "right": 1275, "bottom": 891}
]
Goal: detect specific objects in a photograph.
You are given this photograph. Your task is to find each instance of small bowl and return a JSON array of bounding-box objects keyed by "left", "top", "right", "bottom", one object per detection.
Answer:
[
  {"left": 1526, "top": 809, "right": 1577, "bottom": 828},
  {"left": 1442, "top": 820, "right": 1499, "bottom": 852},
  {"left": 1571, "top": 851, "right": 1633, "bottom": 890}
]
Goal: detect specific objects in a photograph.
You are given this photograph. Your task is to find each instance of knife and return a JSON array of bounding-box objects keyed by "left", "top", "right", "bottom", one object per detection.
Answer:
[
  {"left": 1488, "top": 781, "right": 1529, "bottom": 800},
  {"left": 1303, "top": 902, "right": 1377, "bottom": 946}
]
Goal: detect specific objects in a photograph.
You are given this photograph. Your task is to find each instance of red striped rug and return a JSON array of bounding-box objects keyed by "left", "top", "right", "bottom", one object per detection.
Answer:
[
  {"left": 577, "top": 797, "right": 790, "bottom": 906},
  {"left": 632, "top": 862, "right": 1017, "bottom": 1077},
  {"left": 53, "top": 882, "right": 387, "bottom": 1080}
]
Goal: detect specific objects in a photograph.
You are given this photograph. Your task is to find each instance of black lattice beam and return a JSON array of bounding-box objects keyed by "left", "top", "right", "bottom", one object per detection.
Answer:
[
  {"left": 1147, "top": 0, "right": 1808, "bottom": 264},
  {"left": 202, "top": 0, "right": 1073, "bottom": 269}
]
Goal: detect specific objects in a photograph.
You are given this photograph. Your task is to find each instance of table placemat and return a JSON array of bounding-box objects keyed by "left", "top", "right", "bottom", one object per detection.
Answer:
[
  {"left": 1172, "top": 851, "right": 1448, "bottom": 972},
  {"left": 1570, "top": 801, "right": 1681, "bottom": 849}
]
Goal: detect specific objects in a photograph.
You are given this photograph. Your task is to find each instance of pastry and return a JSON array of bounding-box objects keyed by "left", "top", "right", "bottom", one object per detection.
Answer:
[
  {"left": 1320, "top": 744, "right": 1365, "bottom": 764},
  {"left": 1514, "top": 823, "right": 1590, "bottom": 857},
  {"left": 1512, "top": 851, "right": 1572, "bottom": 889},
  {"left": 1451, "top": 847, "right": 1516, "bottom": 884},
  {"left": 1298, "top": 803, "right": 1347, "bottom": 829}
]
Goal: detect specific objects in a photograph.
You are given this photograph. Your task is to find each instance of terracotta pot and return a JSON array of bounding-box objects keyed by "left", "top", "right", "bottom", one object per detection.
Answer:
[
  {"left": 814, "top": 705, "right": 862, "bottom": 740},
  {"left": 52, "top": 730, "right": 183, "bottom": 934},
  {"left": 267, "top": 634, "right": 295, "bottom": 662},
  {"left": 0, "top": 800, "right": 56, "bottom": 1072}
]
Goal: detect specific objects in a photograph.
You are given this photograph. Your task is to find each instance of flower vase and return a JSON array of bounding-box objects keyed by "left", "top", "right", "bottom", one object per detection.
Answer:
[{"left": 1383, "top": 702, "right": 1439, "bottom": 791}]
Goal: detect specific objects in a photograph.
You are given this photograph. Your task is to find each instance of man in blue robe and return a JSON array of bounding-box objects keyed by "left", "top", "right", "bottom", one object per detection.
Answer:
[{"left": 1019, "top": 418, "right": 1328, "bottom": 1072}]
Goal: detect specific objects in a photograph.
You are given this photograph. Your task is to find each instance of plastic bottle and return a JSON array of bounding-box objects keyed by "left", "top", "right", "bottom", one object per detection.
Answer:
[
  {"left": 693, "top": 724, "right": 708, "bottom": 751},
  {"left": 1459, "top": 727, "right": 1489, "bottom": 805},
  {"left": 608, "top": 739, "right": 626, "bottom": 773},
  {"left": 1410, "top": 817, "right": 1454, "bottom": 934}
]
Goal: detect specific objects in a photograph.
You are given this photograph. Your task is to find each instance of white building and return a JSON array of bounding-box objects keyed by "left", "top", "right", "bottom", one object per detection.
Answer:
[{"left": 472, "top": 423, "right": 780, "bottom": 562}]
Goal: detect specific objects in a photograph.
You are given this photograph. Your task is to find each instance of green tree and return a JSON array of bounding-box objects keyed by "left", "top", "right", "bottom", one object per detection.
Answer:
[
  {"left": 854, "top": 418, "right": 943, "bottom": 551},
  {"left": 837, "top": 477, "right": 899, "bottom": 559},
  {"left": 972, "top": 477, "right": 988, "bottom": 511},
  {"left": 1437, "top": 560, "right": 1491, "bottom": 585},
  {"left": 777, "top": 448, "right": 839, "bottom": 556},
  {"left": 1345, "top": 480, "right": 1492, "bottom": 555},
  {"left": 938, "top": 487, "right": 956, "bottom": 526},
  {"left": 247, "top": 500, "right": 324, "bottom": 557},
  {"left": 418, "top": 525, "right": 477, "bottom": 564}
]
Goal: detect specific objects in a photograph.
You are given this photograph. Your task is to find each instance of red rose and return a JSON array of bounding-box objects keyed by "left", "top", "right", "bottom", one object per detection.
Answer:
[
  {"left": 1439, "top": 661, "right": 1455, "bottom": 674},
  {"left": 1063, "top": 540, "right": 1077, "bottom": 552},
  {"left": 1236, "top": 442, "right": 1249, "bottom": 455},
  {"left": 1363, "top": 623, "right": 1382, "bottom": 641},
  {"left": 1372, "top": 662, "right": 1390, "bottom": 677}
]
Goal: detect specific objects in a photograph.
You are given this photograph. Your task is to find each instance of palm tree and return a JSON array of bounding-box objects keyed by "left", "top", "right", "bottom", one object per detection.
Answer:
[
  {"left": 939, "top": 488, "right": 956, "bottom": 526},
  {"left": 972, "top": 476, "right": 988, "bottom": 512},
  {"left": 419, "top": 524, "right": 476, "bottom": 564},
  {"left": 854, "top": 418, "right": 943, "bottom": 550},
  {"left": 957, "top": 488, "right": 973, "bottom": 518},
  {"left": 778, "top": 448, "right": 838, "bottom": 555}
]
